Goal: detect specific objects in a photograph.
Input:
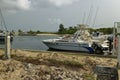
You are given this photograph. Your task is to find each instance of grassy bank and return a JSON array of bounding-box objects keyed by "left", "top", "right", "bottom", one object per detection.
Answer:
[{"left": 0, "top": 49, "right": 118, "bottom": 80}]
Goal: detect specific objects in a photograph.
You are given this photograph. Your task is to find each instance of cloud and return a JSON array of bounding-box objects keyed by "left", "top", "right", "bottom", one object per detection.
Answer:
[
  {"left": 26, "top": 0, "right": 79, "bottom": 9},
  {"left": 48, "top": 0, "right": 79, "bottom": 7},
  {"left": 0, "top": 0, "right": 79, "bottom": 11},
  {"left": 48, "top": 18, "right": 62, "bottom": 24},
  {"left": 0, "top": 0, "right": 31, "bottom": 10},
  {"left": 36, "top": 0, "right": 79, "bottom": 8}
]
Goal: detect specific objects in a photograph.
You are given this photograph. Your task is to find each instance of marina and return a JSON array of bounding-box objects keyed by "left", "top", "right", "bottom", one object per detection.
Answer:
[{"left": 0, "top": 0, "right": 120, "bottom": 79}]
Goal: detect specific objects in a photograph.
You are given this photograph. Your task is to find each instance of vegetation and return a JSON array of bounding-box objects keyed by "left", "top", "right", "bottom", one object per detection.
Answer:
[
  {"left": 58, "top": 24, "right": 77, "bottom": 34},
  {"left": 15, "top": 24, "right": 113, "bottom": 36},
  {"left": 58, "top": 23, "right": 113, "bottom": 34},
  {"left": 89, "top": 27, "right": 113, "bottom": 34},
  {"left": 17, "top": 29, "right": 57, "bottom": 36}
]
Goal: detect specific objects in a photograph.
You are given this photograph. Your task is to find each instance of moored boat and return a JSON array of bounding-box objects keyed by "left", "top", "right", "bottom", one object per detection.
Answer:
[
  {"left": 43, "top": 24, "right": 110, "bottom": 54},
  {"left": 43, "top": 24, "right": 94, "bottom": 53}
]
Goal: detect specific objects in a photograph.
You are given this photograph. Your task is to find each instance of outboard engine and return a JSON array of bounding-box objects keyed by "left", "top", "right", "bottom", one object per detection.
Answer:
[{"left": 91, "top": 42, "right": 104, "bottom": 54}]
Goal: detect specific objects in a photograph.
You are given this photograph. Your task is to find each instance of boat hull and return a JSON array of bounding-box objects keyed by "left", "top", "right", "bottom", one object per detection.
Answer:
[{"left": 43, "top": 40, "right": 94, "bottom": 53}]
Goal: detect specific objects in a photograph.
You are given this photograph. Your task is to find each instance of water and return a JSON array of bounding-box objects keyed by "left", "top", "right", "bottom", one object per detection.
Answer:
[{"left": 0, "top": 35, "right": 59, "bottom": 51}]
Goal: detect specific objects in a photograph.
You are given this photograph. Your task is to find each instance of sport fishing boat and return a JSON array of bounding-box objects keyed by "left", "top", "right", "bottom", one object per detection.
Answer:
[
  {"left": 43, "top": 24, "right": 95, "bottom": 53},
  {"left": 43, "top": 24, "right": 109, "bottom": 54}
]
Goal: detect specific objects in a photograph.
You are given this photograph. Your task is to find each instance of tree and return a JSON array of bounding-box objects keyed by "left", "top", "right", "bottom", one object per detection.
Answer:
[
  {"left": 58, "top": 24, "right": 66, "bottom": 34},
  {"left": 67, "top": 26, "right": 77, "bottom": 34},
  {"left": 18, "top": 29, "right": 23, "bottom": 33},
  {"left": 57, "top": 23, "right": 113, "bottom": 34},
  {"left": 36, "top": 30, "right": 41, "bottom": 34},
  {"left": 58, "top": 24, "right": 78, "bottom": 34},
  {"left": 11, "top": 30, "right": 15, "bottom": 35},
  {"left": 18, "top": 29, "right": 23, "bottom": 35},
  {"left": 27, "top": 30, "right": 35, "bottom": 35},
  {"left": 96, "top": 27, "right": 113, "bottom": 34}
]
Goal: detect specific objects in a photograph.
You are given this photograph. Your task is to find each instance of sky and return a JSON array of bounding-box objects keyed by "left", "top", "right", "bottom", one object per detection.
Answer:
[{"left": 0, "top": 0, "right": 120, "bottom": 32}]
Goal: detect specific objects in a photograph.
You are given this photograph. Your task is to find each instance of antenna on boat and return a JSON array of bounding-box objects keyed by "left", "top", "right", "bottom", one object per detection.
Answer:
[
  {"left": 92, "top": 6, "right": 99, "bottom": 27},
  {"left": 86, "top": 5, "right": 93, "bottom": 26},
  {"left": 82, "top": 12, "right": 86, "bottom": 24}
]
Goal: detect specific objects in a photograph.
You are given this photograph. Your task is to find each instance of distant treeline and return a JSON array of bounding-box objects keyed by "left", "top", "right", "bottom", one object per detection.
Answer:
[
  {"left": 15, "top": 24, "right": 113, "bottom": 36},
  {"left": 17, "top": 29, "right": 57, "bottom": 36},
  {"left": 58, "top": 24, "right": 113, "bottom": 34}
]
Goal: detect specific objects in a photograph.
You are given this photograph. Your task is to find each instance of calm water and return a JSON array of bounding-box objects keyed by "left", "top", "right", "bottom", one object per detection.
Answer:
[{"left": 0, "top": 35, "right": 59, "bottom": 51}]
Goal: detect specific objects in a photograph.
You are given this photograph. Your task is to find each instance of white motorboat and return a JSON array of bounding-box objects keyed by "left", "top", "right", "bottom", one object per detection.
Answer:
[
  {"left": 43, "top": 24, "right": 94, "bottom": 53},
  {"left": 43, "top": 38, "right": 94, "bottom": 53},
  {"left": 43, "top": 24, "right": 109, "bottom": 54}
]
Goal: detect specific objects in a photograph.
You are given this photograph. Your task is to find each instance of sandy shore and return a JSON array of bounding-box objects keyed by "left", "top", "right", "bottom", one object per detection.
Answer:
[
  {"left": 36, "top": 33, "right": 59, "bottom": 36},
  {"left": 0, "top": 49, "right": 118, "bottom": 80}
]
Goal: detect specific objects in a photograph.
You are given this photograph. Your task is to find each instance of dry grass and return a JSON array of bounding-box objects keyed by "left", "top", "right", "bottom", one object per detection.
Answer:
[{"left": 0, "top": 49, "right": 117, "bottom": 80}]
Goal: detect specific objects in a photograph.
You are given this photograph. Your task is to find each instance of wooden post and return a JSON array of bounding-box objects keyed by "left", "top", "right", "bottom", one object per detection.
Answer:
[
  {"left": 116, "top": 22, "right": 120, "bottom": 67},
  {"left": 113, "top": 22, "right": 116, "bottom": 55},
  {"left": 117, "top": 36, "right": 120, "bottom": 67},
  {"left": 5, "top": 33, "right": 11, "bottom": 59}
]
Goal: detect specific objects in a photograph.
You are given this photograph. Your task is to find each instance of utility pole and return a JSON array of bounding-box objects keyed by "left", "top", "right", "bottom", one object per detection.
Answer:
[
  {"left": 116, "top": 22, "right": 120, "bottom": 67},
  {"left": 114, "top": 22, "right": 120, "bottom": 67},
  {"left": 0, "top": 9, "right": 11, "bottom": 59},
  {"left": 113, "top": 22, "right": 117, "bottom": 56},
  {"left": 5, "top": 32, "right": 11, "bottom": 59}
]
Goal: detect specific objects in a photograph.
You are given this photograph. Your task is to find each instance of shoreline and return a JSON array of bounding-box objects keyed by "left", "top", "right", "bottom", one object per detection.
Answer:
[
  {"left": 17, "top": 33, "right": 73, "bottom": 36},
  {"left": 36, "top": 33, "right": 59, "bottom": 36},
  {"left": 10, "top": 49, "right": 118, "bottom": 59},
  {"left": 0, "top": 48, "right": 118, "bottom": 59}
]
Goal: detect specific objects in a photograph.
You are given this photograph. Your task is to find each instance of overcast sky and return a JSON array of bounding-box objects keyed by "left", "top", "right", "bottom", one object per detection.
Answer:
[{"left": 0, "top": 0, "right": 120, "bottom": 31}]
